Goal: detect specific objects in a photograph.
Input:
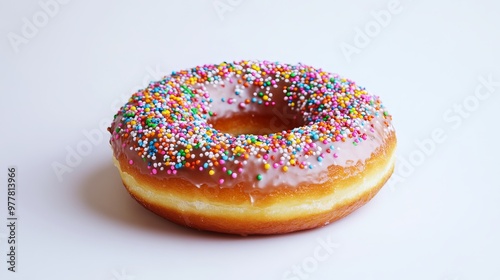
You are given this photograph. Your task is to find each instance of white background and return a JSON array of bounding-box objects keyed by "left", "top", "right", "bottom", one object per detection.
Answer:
[{"left": 1, "top": 0, "right": 499, "bottom": 279}]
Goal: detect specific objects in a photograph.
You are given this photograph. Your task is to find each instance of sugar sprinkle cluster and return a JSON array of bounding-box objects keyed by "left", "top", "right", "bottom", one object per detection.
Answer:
[{"left": 110, "top": 60, "right": 392, "bottom": 184}]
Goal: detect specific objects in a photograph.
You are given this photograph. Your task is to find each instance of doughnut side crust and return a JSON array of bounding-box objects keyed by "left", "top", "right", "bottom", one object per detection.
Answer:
[{"left": 113, "top": 132, "right": 396, "bottom": 235}]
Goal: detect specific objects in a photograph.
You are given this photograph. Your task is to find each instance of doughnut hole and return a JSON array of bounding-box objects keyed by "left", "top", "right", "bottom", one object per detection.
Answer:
[
  {"left": 203, "top": 79, "right": 309, "bottom": 135},
  {"left": 208, "top": 105, "right": 305, "bottom": 135}
]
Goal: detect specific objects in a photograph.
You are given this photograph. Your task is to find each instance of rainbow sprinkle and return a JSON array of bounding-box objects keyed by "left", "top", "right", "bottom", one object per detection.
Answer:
[{"left": 109, "top": 60, "right": 392, "bottom": 184}]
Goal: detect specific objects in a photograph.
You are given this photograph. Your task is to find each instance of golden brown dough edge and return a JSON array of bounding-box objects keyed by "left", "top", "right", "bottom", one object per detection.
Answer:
[{"left": 113, "top": 132, "right": 396, "bottom": 235}]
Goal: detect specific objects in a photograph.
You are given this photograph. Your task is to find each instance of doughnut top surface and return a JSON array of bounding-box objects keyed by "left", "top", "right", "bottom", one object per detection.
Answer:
[{"left": 109, "top": 60, "right": 394, "bottom": 190}]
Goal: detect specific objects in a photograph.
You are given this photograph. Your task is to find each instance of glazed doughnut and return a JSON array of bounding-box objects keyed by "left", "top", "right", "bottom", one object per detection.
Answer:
[{"left": 108, "top": 60, "right": 396, "bottom": 235}]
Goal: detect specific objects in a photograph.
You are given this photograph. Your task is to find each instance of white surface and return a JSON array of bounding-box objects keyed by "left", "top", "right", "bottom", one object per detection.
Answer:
[{"left": 1, "top": 0, "right": 499, "bottom": 279}]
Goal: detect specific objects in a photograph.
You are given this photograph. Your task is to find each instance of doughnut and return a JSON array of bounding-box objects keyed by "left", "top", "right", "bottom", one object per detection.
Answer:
[{"left": 108, "top": 60, "right": 396, "bottom": 235}]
